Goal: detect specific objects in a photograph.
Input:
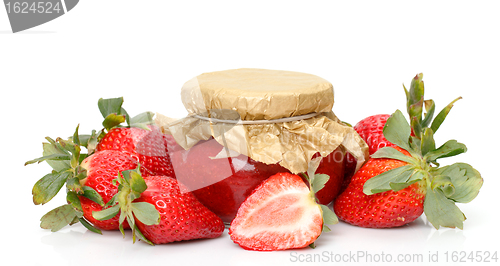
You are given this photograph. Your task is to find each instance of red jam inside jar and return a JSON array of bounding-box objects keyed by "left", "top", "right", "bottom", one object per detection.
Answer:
[{"left": 169, "top": 138, "right": 344, "bottom": 224}]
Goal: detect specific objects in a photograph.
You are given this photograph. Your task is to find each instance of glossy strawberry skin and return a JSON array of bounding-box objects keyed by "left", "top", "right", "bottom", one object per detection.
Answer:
[
  {"left": 354, "top": 114, "right": 396, "bottom": 155},
  {"left": 134, "top": 176, "right": 225, "bottom": 244},
  {"left": 334, "top": 150, "right": 425, "bottom": 228},
  {"left": 229, "top": 172, "right": 323, "bottom": 251},
  {"left": 96, "top": 125, "right": 174, "bottom": 177},
  {"left": 79, "top": 150, "right": 138, "bottom": 230}
]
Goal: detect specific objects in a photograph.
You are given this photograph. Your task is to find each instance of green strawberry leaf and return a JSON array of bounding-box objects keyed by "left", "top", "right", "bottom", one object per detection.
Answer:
[
  {"left": 79, "top": 218, "right": 102, "bottom": 235},
  {"left": 98, "top": 97, "right": 124, "bottom": 119},
  {"left": 421, "top": 99, "right": 436, "bottom": 128},
  {"left": 130, "top": 111, "right": 155, "bottom": 129},
  {"left": 363, "top": 165, "right": 415, "bottom": 195},
  {"left": 77, "top": 134, "right": 91, "bottom": 148},
  {"left": 406, "top": 73, "right": 425, "bottom": 136},
  {"left": 129, "top": 170, "right": 148, "bottom": 194},
  {"left": 420, "top": 127, "right": 436, "bottom": 156},
  {"left": 92, "top": 204, "right": 120, "bottom": 221},
  {"left": 121, "top": 107, "right": 131, "bottom": 127},
  {"left": 66, "top": 177, "right": 82, "bottom": 194},
  {"left": 383, "top": 110, "right": 412, "bottom": 152},
  {"left": 72, "top": 124, "right": 81, "bottom": 146},
  {"left": 424, "top": 140, "right": 467, "bottom": 163},
  {"left": 430, "top": 97, "right": 462, "bottom": 134},
  {"left": 311, "top": 174, "right": 330, "bottom": 194},
  {"left": 32, "top": 171, "right": 72, "bottom": 205},
  {"left": 57, "top": 138, "right": 79, "bottom": 156},
  {"left": 105, "top": 194, "right": 118, "bottom": 208},
  {"left": 371, "top": 147, "right": 417, "bottom": 164},
  {"left": 410, "top": 116, "right": 423, "bottom": 139},
  {"left": 431, "top": 175, "right": 455, "bottom": 198},
  {"left": 133, "top": 224, "right": 155, "bottom": 246},
  {"left": 319, "top": 204, "right": 338, "bottom": 225},
  {"left": 66, "top": 191, "right": 82, "bottom": 210},
  {"left": 130, "top": 202, "right": 160, "bottom": 226},
  {"left": 25, "top": 153, "right": 71, "bottom": 166},
  {"left": 40, "top": 204, "right": 78, "bottom": 232},
  {"left": 423, "top": 183, "right": 466, "bottom": 229},
  {"left": 82, "top": 186, "right": 105, "bottom": 206},
  {"left": 409, "top": 136, "right": 422, "bottom": 154},
  {"left": 86, "top": 129, "right": 102, "bottom": 155},
  {"left": 102, "top": 113, "right": 127, "bottom": 131},
  {"left": 408, "top": 74, "right": 425, "bottom": 111},
  {"left": 431, "top": 163, "right": 483, "bottom": 203}
]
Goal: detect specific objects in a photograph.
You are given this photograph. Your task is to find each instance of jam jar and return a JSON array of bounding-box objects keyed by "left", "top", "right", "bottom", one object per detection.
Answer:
[
  {"left": 168, "top": 138, "right": 345, "bottom": 223},
  {"left": 159, "top": 68, "right": 368, "bottom": 224}
]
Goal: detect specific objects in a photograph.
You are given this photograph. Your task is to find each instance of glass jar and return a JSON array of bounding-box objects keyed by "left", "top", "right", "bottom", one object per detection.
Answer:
[
  {"left": 168, "top": 137, "right": 345, "bottom": 223},
  {"left": 158, "top": 68, "right": 368, "bottom": 224}
]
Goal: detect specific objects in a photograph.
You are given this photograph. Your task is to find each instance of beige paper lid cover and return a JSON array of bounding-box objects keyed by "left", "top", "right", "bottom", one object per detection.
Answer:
[{"left": 181, "top": 68, "right": 335, "bottom": 120}]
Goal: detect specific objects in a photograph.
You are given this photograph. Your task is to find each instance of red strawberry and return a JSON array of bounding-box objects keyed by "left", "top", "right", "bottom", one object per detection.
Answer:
[
  {"left": 334, "top": 147, "right": 425, "bottom": 228},
  {"left": 334, "top": 74, "right": 482, "bottom": 229},
  {"left": 354, "top": 114, "right": 396, "bottom": 155},
  {"left": 27, "top": 97, "right": 175, "bottom": 234},
  {"left": 93, "top": 169, "right": 225, "bottom": 245},
  {"left": 96, "top": 125, "right": 174, "bottom": 177},
  {"left": 134, "top": 176, "right": 225, "bottom": 244},
  {"left": 79, "top": 150, "right": 138, "bottom": 230},
  {"left": 229, "top": 172, "right": 335, "bottom": 251}
]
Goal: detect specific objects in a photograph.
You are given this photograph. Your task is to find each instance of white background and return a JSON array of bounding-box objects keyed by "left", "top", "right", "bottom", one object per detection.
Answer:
[{"left": 1, "top": 1, "right": 498, "bottom": 265}]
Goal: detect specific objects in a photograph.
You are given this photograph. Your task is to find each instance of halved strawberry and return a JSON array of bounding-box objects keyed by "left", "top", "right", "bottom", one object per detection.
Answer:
[{"left": 228, "top": 172, "right": 335, "bottom": 251}]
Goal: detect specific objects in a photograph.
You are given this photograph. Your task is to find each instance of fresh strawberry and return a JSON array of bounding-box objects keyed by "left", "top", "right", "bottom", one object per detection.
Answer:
[
  {"left": 78, "top": 150, "right": 139, "bottom": 230},
  {"left": 334, "top": 147, "right": 426, "bottom": 228},
  {"left": 229, "top": 171, "right": 337, "bottom": 251},
  {"left": 96, "top": 125, "right": 174, "bottom": 177},
  {"left": 134, "top": 176, "right": 225, "bottom": 244},
  {"left": 93, "top": 169, "right": 225, "bottom": 245},
  {"left": 26, "top": 97, "right": 168, "bottom": 234},
  {"left": 334, "top": 74, "right": 483, "bottom": 229},
  {"left": 354, "top": 114, "right": 396, "bottom": 155}
]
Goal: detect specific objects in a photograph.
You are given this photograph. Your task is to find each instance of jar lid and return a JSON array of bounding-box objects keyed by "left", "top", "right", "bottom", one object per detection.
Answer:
[
  {"left": 158, "top": 69, "right": 369, "bottom": 174},
  {"left": 181, "top": 68, "right": 335, "bottom": 120}
]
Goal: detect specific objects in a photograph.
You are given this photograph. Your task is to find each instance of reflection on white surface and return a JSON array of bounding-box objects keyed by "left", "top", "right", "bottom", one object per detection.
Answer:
[{"left": 31, "top": 214, "right": 493, "bottom": 266}]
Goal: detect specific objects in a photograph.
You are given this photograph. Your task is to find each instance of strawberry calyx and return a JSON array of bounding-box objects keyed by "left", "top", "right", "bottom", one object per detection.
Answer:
[
  {"left": 86, "top": 97, "right": 156, "bottom": 155},
  {"left": 25, "top": 97, "right": 156, "bottom": 234},
  {"left": 25, "top": 125, "right": 104, "bottom": 234},
  {"left": 300, "top": 157, "right": 339, "bottom": 247},
  {"left": 93, "top": 166, "right": 160, "bottom": 245},
  {"left": 363, "top": 74, "right": 483, "bottom": 229}
]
